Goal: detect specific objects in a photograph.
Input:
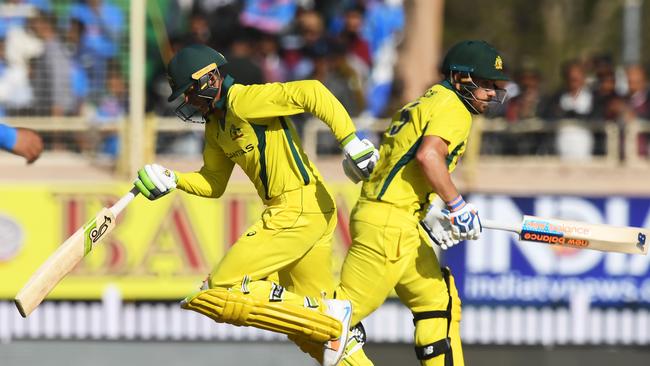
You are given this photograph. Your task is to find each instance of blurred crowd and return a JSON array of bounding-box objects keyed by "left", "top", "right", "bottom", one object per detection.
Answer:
[
  {"left": 490, "top": 55, "right": 650, "bottom": 159},
  {"left": 146, "top": 0, "right": 405, "bottom": 155},
  {"left": 0, "top": 0, "right": 126, "bottom": 155},
  {"left": 1, "top": 0, "right": 649, "bottom": 160}
]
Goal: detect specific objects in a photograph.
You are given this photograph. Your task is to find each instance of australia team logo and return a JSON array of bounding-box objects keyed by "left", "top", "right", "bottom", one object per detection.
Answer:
[{"left": 495, "top": 56, "right": 503, "bottom": 70}]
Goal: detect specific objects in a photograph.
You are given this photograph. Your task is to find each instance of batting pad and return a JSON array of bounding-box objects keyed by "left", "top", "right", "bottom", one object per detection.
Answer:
[{"left": 181, "top": 288, "right": 342, "bottom": 342}]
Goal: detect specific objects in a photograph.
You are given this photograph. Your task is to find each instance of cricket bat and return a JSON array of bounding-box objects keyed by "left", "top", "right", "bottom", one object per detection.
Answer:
[
  {"left": 425, "top": 211, "right": 648, "bottom": 255},
  {"left": 14, "top": 187, "right": 140, "bottom": 317},
  {"left": 483, "top": 215, "right": 648, "bottom": 255}
]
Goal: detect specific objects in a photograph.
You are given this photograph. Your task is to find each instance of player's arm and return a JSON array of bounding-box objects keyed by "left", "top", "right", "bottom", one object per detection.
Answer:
[
  {"left": 176, "top": 142, "right": 235, "bottom": 198},
  {"left": 0, "top": 124, "right": 43, "bottom": 164},
  {"left": 416, "top": 136, "right": 459, "bottom": 202},
  {"left": 230, "top": 81, "right": 378, "bottom": 182},
  {"left": 230, "top": 80, "right": 356, "bottom": 140},
  {"left": 135, "top": 123, "right": 234, "bottom": 200},
  {"left": 416, "top": 134, "right": 480, "bottom": 241}
]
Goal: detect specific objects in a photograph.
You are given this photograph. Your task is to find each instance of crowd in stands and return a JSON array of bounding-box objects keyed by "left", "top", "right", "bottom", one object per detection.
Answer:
[
  {"left": 0, "top": 0, "right": 648, "bottom": 160},
  {"left": 0, "top": 0, "right": 127, "bottom": 155},
  {"left": 490, "top": 55, "right": 650, "bottom": 159}
]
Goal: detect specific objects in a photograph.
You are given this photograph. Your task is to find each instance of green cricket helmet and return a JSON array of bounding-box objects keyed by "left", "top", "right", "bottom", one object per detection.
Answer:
[
  {"left": 441, "top": 40, "right": 509, "bottom": 81},
  {"left": 167, "top": 44, "right": 227, "bottom": 123},
  {"left": 441, "top": 40, "right": 509, "bottom": 113}
]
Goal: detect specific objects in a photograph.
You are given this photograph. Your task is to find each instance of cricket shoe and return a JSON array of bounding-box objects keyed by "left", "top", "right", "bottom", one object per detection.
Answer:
[
  {"left": 322, "top": 299, "right": 353, "bottom": 366},
  {"left": 342, "top": 322, "right": 367, "bottom": 359}
]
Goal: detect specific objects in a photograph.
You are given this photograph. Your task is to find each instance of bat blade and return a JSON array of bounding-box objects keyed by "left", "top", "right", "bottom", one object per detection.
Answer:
[
  {"left": 519, "top": 215, "right": 649, "bottom": 255},
  {"left": 14, "top": 208, "right": 117, "bottom": 317}
]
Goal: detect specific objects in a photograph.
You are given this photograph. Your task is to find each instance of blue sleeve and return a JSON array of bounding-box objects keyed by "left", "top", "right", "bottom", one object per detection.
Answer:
[{"left": 0, "top": 123, "right": 18, "bottom": 151}]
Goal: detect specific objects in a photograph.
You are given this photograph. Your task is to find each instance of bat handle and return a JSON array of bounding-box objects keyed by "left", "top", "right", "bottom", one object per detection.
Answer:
[
  {"left": 109, "top": 186, "right": 140, "bottom": 217},
  {"left": 481, "top": 218, "right": 522, "bottom": 234},
  {"left": 430, "top": 208, "right": 522, "bottom": 234}
]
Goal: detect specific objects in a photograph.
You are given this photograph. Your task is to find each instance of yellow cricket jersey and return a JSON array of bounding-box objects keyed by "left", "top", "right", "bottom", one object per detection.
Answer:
[
  {"left": 176, "top": 80, "right": 356, "bottom": 203},
  {"left": 361, "top": 81, "right": 472, "bottom": 218}
]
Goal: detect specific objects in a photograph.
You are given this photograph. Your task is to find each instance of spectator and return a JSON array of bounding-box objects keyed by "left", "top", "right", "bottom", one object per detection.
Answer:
[
  {"left": 312, "top": 40, "right": 365, "bottom": 117},
  {"left": 340, "top": 4, "right": 371, "bottom": 68},
  {"left": 0, "top": 5, "right": 43, "bottom": 113},
  {"left": 0, "top": 34, "right": 39, "bottom": 114},
  {"left": 542, "top": 60, "right": 595, "bottom": 160},
  {"left": 194, "top": 0, "right": 243, "bottom": 50},
  {"left": 624, "top": 64, "right": 650, "bottom": 120},
  {"left": 310, "top": 40, "right": 365, "bottom": 154},
  {"left": 589, "top": 68, "right": 624, "bottom": 121},
  {"left": 254, "top": 32, "right": 288, "bottom": 83},
  {"left": 220, "top": 29, "right": 265, "bottom": 86},
  {"left": 501, "top": 66, "right": 544, "bottom": 155},
  {"left": 505, "top": 66, "right": 543, "bottom": 122},
  {"left": 28, "top": 11, "right": 75, "bottom": 117},
  {"left": 362, "top": 0, "right": 404, "bottom": 118},
  {"left": 69, "top": 0, "right": 124, "bottom": 102},
  {"left": 188, "top": 11, "right": 211, "bottom": 45},
  {"left": 63, "top": 18, "right": 90, "bottom": 115},
  {"left": 88, "top": 66, "right": 126, "bottom": 158},
  {"left": 285, "top": 9, "right": 329, "bottom": 80},
  {"left": 239, "top": 0, "right": 297, "bottom": 34},
  {"left": 624, "top": 64, "right": 650, "bottom": 157},
  {"left": 541, "top": 59, "right": 593, "bottom": 120},
  {"left": 337, "top": 3, "right": 371, "bottom": 100},
  {"left": 0, "top": 0, "right": 49, "bottom": 39}
]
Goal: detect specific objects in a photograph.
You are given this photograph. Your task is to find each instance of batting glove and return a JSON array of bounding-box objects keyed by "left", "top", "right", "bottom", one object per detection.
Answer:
[
  {"left": 134, "top": 163, "right": 177, "bottom": 200},
  {"left": 445, "top": 195, "right": 482, "bottom": 241},
  {"left": 421, "top": 197, "right": 460, "bottom": 250},
  {"left": 341, "top": 134, "right": 379, "bottom": 183}
]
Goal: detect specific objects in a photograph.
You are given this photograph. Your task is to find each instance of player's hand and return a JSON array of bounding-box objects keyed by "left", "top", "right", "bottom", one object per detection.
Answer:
[
  {"left": 420, "top": 218, "right": 459, "bottom": 250},
  {"left": 445, "top": 195, "right": 482, "bottom": 241},
  {"left": 134, "top": 164, "right": 177, "bottom": 200},
  {"left": 422, "top": 197, "right": 460, "bottom": 249},
  {"left": 341, "top": 134, "right": 379, "bottom": 183},
  {"left": 12, "top": 128, "right": 43, "bottom": 164}
]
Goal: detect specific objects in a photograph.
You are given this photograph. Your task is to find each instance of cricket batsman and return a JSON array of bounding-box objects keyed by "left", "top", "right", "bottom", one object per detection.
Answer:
[
  {"left": 132, "top": 44, "right": 379, "bottom": 366},
  {"left": 333, "top": 40, "right": 509, "bottom": 365}
]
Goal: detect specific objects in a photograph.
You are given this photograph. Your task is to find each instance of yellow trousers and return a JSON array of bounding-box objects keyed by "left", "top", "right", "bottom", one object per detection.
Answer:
[
  {"left": 336, "top": 200, "right": 464, "bottom": 366},
  {"left": 208, "top": 183, "right": 336, "bottom": 299}
]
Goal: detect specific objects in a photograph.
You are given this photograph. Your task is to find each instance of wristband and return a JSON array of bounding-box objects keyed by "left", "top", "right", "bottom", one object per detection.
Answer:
[
  {"left": 0, "top": 123, "right": 18, "bottom": 151},
  {"left": 446, "top": 195, "right": 466, "bottom": 212},
  {"left": 340, "top": 133, "right": 357, "bottom": 147}
]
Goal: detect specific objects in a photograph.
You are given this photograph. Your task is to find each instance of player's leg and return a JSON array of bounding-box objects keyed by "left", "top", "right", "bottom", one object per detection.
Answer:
[
  {"left": 277, "top": 210, "right": 337, "bottom": 299},
  {"left": 395, "top": 237, "right": 464, "bottom": 366},
  {"left": 182, "top": 206, "right": 345, "bottom": 344},
  {"left": 280, "top": 211, "right": 372, "bottom": 366},
  {"left": 335, "top": 203, "right": 422, "bottom": 365}
]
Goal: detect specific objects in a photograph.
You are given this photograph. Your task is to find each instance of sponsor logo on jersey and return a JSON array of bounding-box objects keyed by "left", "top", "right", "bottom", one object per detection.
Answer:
[{"left": 226, "top": 143, "right": 255, "bottom": 159}]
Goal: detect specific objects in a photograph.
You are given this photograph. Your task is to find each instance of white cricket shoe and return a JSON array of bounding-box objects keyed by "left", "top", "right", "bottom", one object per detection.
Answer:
[{"left": 322, "top": 299, "right": 353, "bottom": 366}]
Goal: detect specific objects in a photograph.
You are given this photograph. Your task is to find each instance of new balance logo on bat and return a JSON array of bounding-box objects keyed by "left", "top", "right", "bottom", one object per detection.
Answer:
[{"left": 638, "top": 233, "right": 647, "bottom": 251}]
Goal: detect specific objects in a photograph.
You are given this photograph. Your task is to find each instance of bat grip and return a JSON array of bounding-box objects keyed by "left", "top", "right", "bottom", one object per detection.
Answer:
[
  {"left": 109, "top": 186, "right": 140, "bottom": 217},
  {"left": 430, "top": 208, "right": 522, "bottom": 234},
  {"left": 480, "top": 219, "right": 522, "bottom": 234}
]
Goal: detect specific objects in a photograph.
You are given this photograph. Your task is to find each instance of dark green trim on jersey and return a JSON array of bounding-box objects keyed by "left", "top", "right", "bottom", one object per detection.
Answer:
[
  {"left": 377, "top": 136, "right": 423, "bottom": 201},
  {"left": 251, "top": 123, "right": 270, "bottom": 200},
  {"left": 280, "top": 117, "right": 310, "bottom": 185},
  {"left": 446, "top": 142, "right": 465, "bottom": 168},
  {"left": 214, "top": 75, "right": 235, "bottom": 110},
  {"left": 440, "top": 80, "right": 455, "bottom": 91}
]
